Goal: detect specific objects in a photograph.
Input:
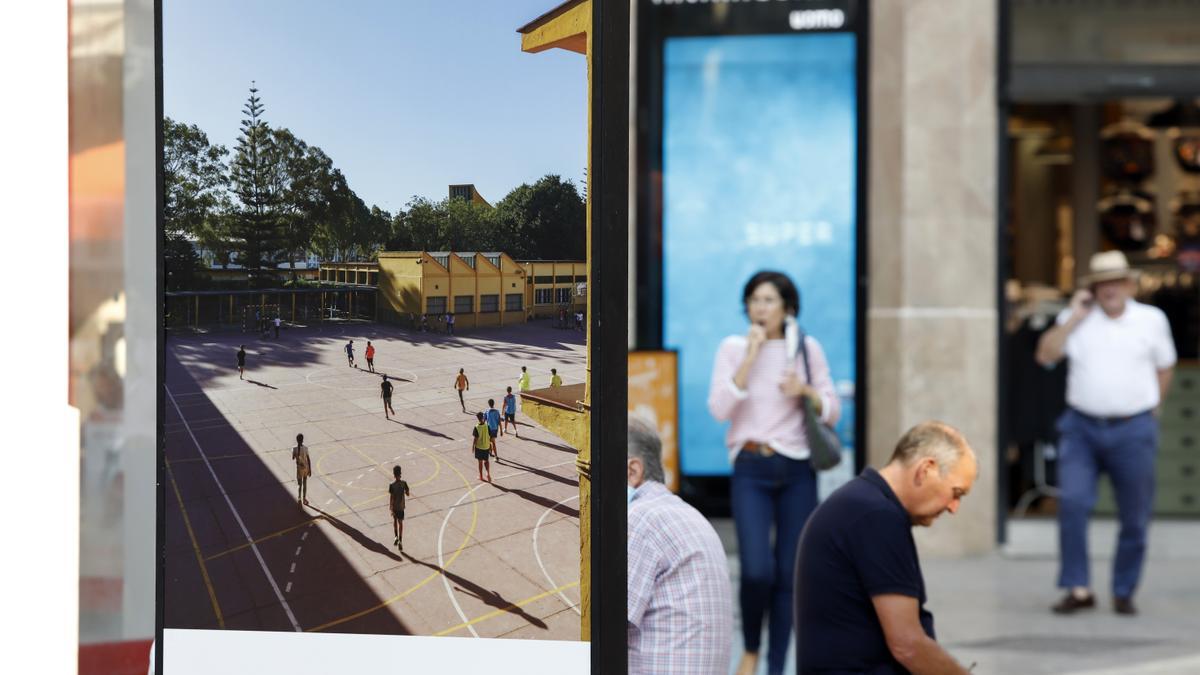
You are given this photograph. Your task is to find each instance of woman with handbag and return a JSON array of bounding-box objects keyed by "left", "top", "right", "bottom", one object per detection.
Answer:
[{"left": 708, "top": 270, "right": 841, "bottom": 675}]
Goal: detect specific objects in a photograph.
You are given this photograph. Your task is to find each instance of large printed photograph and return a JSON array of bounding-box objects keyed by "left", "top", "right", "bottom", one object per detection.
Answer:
[{"left": 161, "top": 0, "right": 595, "bottom": 641}]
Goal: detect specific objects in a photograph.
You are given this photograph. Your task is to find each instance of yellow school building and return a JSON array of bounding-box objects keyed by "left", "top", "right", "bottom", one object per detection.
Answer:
[{"left": 372, "top": 251, "right": 586, "bottom": 328}]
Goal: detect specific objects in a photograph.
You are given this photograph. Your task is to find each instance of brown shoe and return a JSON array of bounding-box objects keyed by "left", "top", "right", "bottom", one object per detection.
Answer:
[
  {"left": 1114, "top": 596, "right": 1137, "bottom": 616},
  {"left": 1052, "top": 592, "right": 1096, "bottom": 614}
]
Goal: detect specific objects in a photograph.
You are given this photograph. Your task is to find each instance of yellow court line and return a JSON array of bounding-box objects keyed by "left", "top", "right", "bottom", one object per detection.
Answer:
[
  {"left": 313, "top": 438, "right": 445, "bottom": 492},
  {"left": 433, "top": 581, "right": 581, "bottom": 637},
  {"left": 308, "top": 436, "right": 481, "bottom": 633},
  {"left": 204, "top": 517, "right": 321, "bottom": 562},
  {"left": 166, "top": 461, "right": 224, "bottom": 628},
  {"left": 344, "top": 440, "right": 443, "bottom": 490}
]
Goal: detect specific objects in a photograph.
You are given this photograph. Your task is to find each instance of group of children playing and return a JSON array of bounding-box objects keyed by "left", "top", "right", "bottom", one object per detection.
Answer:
[{"left": 267, "top": 340, "right": 570, "bottom": 553}]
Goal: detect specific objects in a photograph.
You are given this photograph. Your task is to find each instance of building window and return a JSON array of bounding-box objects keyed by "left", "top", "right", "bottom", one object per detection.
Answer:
[
  {"left": 485, "top": 255, "right": 501, "bottom": 268},
  {"left": 555, "top": 288, "right": 572, "bottom": 304},
  {"left": 505, "top": 293, "right": 523, "bottom": 311},
  {"left": 454, "top": 295, "right": 473, "bottom": 313},
  {"left": 555, "top": 275, "right": 573, "bottom": 283},
  {"left": 575, "top": 275, "right": 587, "bottom": 282},
  {"left": 534, "top": 275, "right": 553, "bottom": 284},
  {"left": 535, "top": 288, "right": 553, "bottom": 305},
  {"left": 480, "top": 294, "right": 499, "bottom": 313},
  {"left": 459, "top": 255, "right": 476, "bottom": 269},
  {"left": 427, "top": 296, "right": 447, "bottom": 315},
  {"left": 431, "top": 255, "right": 449, "bottom": 269}
]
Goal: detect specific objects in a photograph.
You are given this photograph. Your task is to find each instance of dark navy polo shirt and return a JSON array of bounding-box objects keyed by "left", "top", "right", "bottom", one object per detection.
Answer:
[{"left": 794, "top": 468, "right": 934, "bottom": 675}]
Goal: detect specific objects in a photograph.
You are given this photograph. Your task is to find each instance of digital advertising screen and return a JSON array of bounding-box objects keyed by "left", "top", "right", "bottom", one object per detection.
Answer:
[{"left": 637, "top": 0, "right": 865, "bottom": 486}]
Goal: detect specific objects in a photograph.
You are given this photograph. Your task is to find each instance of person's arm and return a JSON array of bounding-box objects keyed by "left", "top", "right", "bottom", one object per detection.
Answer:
[
  {"left": 784, "top": 336, "right": 841, "bottom": 424},
  {"left": 1036, "top": 290, "right": 1091, "bottom": 366},
  {"left": 707, "top": 336, "right": 758, "bottom": 422},
  {"left": 1157, "top": 368, "right": 1175, "bottom": 411},
  {"left": 873, "top": 595, "right": 970, "bottom": 675},
  {"left": 405, "top": 483, "right": 411, "bottom": 497}
]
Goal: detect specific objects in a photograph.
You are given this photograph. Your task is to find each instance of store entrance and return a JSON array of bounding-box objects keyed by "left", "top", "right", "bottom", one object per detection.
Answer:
[{"left": 1001, "top": 99, "right": 1200, "bottom": 523}]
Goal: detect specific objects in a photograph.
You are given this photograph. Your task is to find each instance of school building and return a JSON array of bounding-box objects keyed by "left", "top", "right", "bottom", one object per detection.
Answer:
[{"left": 373, "top": 251, "right": 586, "bottom": 328}]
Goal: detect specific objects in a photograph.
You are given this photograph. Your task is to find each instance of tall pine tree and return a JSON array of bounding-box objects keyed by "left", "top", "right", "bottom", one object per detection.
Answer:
[{"left": 229, "top": 83, "right": 282, "bottom": 286}]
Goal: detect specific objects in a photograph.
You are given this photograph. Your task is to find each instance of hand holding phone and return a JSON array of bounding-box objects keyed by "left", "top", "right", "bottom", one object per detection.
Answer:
[{"left": 1068, "top": 289, "right": 1094, "bottom": 321}]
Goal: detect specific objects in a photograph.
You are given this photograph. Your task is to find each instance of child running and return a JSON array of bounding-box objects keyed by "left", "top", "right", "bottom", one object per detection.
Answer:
[
  {"left": 502, "top": 386, "right": 518, "bottom": 437},
  {"left": 381, "top": 374, "right": 396, "bottom": 420},
  {"left": 345, "top": 340, "right": 356, "bottom": 368},
  {"left": 472, "top": 412, "right": 492, "bottom": 482},
  {"left": 485, "top": 399, "right": 502, "bottom": 459},
  {"left": 237, "top": 345, "right": 246, "bottom": 380},
  {"left": 365, "top": 341, "right": 376, "bottom": 373},
  {"left": 454, "top": 368, "right": 470, "bottom": 413},
  {"left": 389, "top": 465, "right": 411, "bottom": 551},
  {"left": 292, "top": 433, "right": 311, "bottom": 506}
]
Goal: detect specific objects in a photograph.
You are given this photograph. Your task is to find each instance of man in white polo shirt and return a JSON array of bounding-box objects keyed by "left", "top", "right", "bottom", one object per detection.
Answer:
[{"left": 1036, "top": 251, "right": 1176, "bottom": 616}]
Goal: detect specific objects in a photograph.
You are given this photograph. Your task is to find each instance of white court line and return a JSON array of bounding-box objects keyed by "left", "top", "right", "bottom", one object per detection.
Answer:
[
  {"left": 165, "top": 387, "right": 301, "bottom": 631},
  {"left": 301, "top": 531, "right": 308, "bottom": 541},
  {"left": 285, "top": 582, "right": 292, "bottom": 593},
  {"left": 438, "top": 484, "right": 483, "bottom": 638},
  {"left": 533, "top": 494, "right": 581, "bottom": 616},
  {"left": 295, "top": 547, "right": 302, "bottom": 556},
  {"left": 290, "top": 563, "right": 296, "bottom": 574}
]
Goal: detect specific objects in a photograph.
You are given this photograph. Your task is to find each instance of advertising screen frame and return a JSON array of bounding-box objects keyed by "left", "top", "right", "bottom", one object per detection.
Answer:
[{"left": 634, "top": 0, "right": 869, "bottom": 512}]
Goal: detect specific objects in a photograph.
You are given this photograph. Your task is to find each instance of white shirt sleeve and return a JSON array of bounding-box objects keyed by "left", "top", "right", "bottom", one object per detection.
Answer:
[{"left": 1151, "top": 310, "right": 1178, "bottom": 370}]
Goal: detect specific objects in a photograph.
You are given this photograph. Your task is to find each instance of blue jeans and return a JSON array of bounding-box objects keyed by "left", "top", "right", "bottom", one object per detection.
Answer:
[
  {"left": 1056, "top": 409, "right": 1158, "bottom": 598},
  {"left": 732, "top": 451, "right": 817, "bottom": 675}
]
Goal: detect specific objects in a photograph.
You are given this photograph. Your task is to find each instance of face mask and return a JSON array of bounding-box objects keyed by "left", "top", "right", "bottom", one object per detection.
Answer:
[{"left": 627, "top": 484, "right": 637, "bottom": 504}]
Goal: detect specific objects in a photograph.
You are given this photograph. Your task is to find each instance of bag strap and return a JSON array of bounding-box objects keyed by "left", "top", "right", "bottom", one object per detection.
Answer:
[{"left": 797, "top": 328, "right": 813, "bottom": 384}]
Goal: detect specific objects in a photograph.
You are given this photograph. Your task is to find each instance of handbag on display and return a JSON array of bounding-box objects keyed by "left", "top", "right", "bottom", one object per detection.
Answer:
[{"left": 786, "top": 317, "right": 843, "bottom": 471}]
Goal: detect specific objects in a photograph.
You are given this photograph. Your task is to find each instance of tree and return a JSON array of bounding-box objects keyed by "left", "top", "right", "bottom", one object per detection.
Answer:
[
  {"left": 228, "top": 84, "right": 283, "bottom": 286},
  {"left": 493, "top": 175, "right": 585, "bottom": 259},
  {"left": 163, "top": 117, "right": 230, "bottom": 289},
  {"left": 163, "top": 117, "right": 229, "bottom": 236},
  {"left": 270, "top": 128, "right": 342, "bottom": 279}
]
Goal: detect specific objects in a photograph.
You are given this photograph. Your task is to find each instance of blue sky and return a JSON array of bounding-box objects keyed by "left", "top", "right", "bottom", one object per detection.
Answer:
[{"left": 163, "top": 0, "right": 587, "bottom": 213}]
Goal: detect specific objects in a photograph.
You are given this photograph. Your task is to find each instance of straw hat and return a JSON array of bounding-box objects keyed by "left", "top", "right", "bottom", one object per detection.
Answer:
[{"left": 1080, "top": 250, "right": 1139, "bottom": 286}]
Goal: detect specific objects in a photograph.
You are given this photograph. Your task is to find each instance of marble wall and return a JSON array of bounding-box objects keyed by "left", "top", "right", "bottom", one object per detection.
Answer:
[{"left": 868, "top": 0, "right": 999, "bottom": 556}]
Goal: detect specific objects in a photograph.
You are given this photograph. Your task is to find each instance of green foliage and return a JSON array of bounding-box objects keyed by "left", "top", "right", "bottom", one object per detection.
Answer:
[
  {"left": 163, "top": 117, "right": 230, "bottom": 238},
  {"left": 228, "top": 84, "right": 284, "bottom": 285},
  {"left": 165, "top": 85, "right": 588, "bottom": 294}
]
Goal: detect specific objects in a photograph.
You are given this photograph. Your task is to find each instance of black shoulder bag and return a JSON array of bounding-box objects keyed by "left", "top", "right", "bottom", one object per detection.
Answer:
[{"left": 798, "top": 332, "right": 843, "bottom": 471}]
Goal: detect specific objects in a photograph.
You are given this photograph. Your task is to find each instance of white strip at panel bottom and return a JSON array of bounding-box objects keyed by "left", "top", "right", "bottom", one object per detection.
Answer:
[{"left": 163, "top": 629, "right": 590, "bottom": 675}]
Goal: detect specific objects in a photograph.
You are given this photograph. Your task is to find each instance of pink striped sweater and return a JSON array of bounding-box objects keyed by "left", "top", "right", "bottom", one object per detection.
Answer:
[{"left": 707, "top": 335, "right": 840, "bottom": 462}]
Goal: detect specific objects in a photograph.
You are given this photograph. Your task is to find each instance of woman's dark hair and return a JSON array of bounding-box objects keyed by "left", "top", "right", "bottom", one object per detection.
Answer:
[{"left": 742, "top": 270, "right": 801, "bottom": 317}]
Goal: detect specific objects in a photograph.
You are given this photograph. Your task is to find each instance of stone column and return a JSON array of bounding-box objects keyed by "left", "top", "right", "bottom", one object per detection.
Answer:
[{"left": 868, "top": 0, "right": 999, "bottom": 555}]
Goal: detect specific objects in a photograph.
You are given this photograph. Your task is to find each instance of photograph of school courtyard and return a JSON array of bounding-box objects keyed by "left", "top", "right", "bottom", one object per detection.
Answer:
[{"left": 159, "top": 0, "right": 598, "bottom": 640}]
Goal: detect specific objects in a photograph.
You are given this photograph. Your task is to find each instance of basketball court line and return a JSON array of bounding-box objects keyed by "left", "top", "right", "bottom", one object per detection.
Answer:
[
  {"left": 166, "top": 331, "right": 583, "bottom": 636},
  {"left": 166, "top": 386, "right": 302, "bottom": 632},
  {"left": 433, "top": 581, "right": 581, "bottom": 637},
  {"left": 165, "top": 460, "right": 224, "bottom": 627},
  {"left": 534, "top": 494, "right": 582, "bottom": 616}
]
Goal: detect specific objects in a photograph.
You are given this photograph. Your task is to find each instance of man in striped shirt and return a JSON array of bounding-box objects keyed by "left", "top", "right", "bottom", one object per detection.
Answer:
[{"left": 628, "top": 415, "right": 732, "bottom": 675}]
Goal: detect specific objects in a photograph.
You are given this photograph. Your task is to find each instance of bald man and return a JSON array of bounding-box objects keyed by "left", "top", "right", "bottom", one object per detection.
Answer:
[{"left": 795, "top": 421, "right": 978, "bottom": 675}]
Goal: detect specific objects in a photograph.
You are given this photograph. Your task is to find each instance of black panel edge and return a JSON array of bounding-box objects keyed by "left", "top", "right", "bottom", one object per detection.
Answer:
[
  {"left": 153, "top": 0, "right": 166, "bottom": 671},
  {"left": 591, "top": 0, "right": 630, "bottom": 672}
]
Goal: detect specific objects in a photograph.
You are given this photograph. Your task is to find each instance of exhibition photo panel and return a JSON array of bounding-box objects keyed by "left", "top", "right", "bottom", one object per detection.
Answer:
[{"left": 157, "top": 1, "right": 627, "bottom": 670}]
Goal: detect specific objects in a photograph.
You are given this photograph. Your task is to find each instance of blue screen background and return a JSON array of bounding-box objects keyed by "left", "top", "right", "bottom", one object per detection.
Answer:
[{"left": 662, "top": 33, "right": 858, "bottom": 476}]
